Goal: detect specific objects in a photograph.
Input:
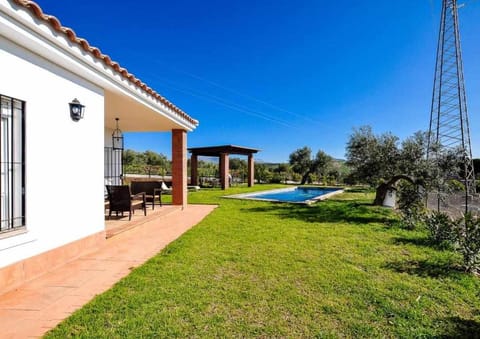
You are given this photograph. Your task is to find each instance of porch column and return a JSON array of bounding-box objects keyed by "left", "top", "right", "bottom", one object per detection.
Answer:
[
  {"left": 248, "top": 154, "right": 255, "bottom": 187},
  {"left": 219, "top": 152, "right": 230, "bottom": 190},
  {"left": 172, "top": 129, "right": 187, "bottom": 208},
  {"left": 190, "top": 153, "right": 198, "bottom": 186}
]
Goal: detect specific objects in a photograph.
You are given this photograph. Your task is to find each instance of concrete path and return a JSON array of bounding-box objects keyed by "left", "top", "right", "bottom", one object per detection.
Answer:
[{"left": 0, "top": 204, "right": 217, "bottom": 338}]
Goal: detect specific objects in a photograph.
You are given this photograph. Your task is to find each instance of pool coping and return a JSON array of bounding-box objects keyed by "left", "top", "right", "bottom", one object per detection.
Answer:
[{"left": 224, "top": 186, "right": 344, "bottom": 204}]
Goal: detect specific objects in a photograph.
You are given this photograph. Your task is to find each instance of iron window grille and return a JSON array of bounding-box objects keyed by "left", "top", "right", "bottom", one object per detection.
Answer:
[
  {"left": 0, "top": 95, "right": 25, "bottom": 233},
  {"left": 104, "top": 147, "right": 123, "bottom": 187}
]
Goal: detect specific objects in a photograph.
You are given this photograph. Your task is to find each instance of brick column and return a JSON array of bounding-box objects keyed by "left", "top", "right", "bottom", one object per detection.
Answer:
[
  {"left": 190, "top": 154, "right": 198, "bottom": 186},
  {"left": 248, "top": 154, "right": 255, "bottom": 187},
  {"left": 172, "top": 129, "right": 187, "bottom": 208},
  {"left": 219, "top": 153, "right": 230, "bottom": 190}
]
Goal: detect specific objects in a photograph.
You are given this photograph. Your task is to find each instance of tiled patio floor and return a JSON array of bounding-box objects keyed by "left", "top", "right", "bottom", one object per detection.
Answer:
[
  {"left": 0, "top": 204, "right": 217, "bottom": 338},
  {"left": 105, "top": 204, "right": 181, "bottom": 238}
]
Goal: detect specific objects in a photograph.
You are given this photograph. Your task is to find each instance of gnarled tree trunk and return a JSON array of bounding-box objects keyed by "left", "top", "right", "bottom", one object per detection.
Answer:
[
  {"left": 373, "top": 175, "right": 416, "bottom": 206},
  {"left": 300, "top": 171, "right": 312, "bottom": 185}
]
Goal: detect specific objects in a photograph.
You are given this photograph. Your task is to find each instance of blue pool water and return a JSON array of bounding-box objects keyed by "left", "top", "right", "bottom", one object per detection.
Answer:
[{"left": 228, "top": 187, "right": 343, "bottom": 204}]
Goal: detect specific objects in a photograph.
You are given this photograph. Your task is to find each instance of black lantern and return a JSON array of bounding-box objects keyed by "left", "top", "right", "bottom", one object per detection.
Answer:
[
  {"left": 112, "top": 118, "right": 124, "bottom": 150},
  {"left": 69, "top": 98, "right": 85, "bottom": 121}
]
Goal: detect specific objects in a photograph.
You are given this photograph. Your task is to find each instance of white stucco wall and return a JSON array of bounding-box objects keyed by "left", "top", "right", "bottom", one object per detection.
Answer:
[{"left": 0, "top": 36, "right": 105, "bottom": 267}]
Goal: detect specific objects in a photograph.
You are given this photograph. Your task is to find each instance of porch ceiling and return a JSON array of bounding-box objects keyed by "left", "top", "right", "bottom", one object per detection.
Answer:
[{"left": 105, "top": 90, "right": 193, "bottom": 132}]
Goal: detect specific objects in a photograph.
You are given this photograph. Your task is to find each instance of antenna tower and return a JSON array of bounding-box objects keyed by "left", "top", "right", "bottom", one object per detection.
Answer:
[{"left": 427, "top": 0, "right": 475, "bottom": 203}]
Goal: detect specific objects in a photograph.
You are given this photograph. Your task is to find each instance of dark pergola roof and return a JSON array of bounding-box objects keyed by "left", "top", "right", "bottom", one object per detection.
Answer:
[{"left": 188, "top": 145, "right": 260, "bottom": 156}]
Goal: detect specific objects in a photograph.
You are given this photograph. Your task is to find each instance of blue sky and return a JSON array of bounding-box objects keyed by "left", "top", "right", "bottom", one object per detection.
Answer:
[{"left": 36, "top": 0, "right": 480, "bottom": 162}]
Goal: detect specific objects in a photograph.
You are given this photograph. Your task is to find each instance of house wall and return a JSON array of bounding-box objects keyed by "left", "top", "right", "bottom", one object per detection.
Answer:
[{"left": 0, "top": 36, "right": 105, "bottom": 269}]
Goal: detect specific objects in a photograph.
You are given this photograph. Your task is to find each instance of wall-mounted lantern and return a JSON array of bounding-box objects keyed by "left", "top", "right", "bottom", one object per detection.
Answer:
[
  {"left": 112, "top": 117, "right": 124, "bottom": 150},
  {"left": 69, "top": 98, "right": 85, "bottom": 121}
]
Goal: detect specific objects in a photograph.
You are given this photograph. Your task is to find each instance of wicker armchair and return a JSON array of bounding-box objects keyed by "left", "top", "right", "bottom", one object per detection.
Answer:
[
  {"left": 130, "top": 181, "right": 163, "bottom": 209},
  {"left": 106, "top": 185, "right": 146, "bottom": 221}
]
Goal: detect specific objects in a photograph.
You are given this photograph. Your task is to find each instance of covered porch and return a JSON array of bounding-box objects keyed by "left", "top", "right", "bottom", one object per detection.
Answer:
[{"left": 104, "top": 88, "right": 197, "bottom": 209}]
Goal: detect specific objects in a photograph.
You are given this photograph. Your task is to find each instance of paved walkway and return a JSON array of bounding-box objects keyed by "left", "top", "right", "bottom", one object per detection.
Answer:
[{"left": 0, "top": 204, "right": 217, "bottom": 338}]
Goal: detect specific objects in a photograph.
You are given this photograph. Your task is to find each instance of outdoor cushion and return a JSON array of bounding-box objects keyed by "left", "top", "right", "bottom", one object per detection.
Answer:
[{"left": 161, "top": 182, "right": 170, "bottom": 191}]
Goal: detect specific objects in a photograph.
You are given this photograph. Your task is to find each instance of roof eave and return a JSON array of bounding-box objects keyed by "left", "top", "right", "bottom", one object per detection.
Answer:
[{"left": 3, "top": 0, "right": 198, "bottom": 129}]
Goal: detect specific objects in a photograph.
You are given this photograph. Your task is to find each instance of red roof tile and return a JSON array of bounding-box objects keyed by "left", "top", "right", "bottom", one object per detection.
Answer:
[{"left": 11, "top": 0, "right": 198, "bottom": 126}]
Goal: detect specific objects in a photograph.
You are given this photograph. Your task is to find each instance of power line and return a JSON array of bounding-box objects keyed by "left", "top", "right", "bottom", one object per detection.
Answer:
[
  {"left": 157, "top": 80, "right": 302, "bottom": 129},
  {"left": 121, "top": 50, "right": 323, "bottom": 125},
  {"left": 137, "top": 70, "right": 305, "bottom": 129},
  {"left": 167, "top": 67, "right": 323, "bottom": 124}
]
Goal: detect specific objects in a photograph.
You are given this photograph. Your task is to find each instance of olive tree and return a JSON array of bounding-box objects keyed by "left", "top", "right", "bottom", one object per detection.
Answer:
[
  {"left": 345, "top": 126, "right": 400, "bottom": 187},
  {"left": 144, "top": 150, "right": 169, "bottom": 177},
  {"left": 289, "top": 147, "right": 333, "bottom": 185},
  {"left": 346, "top": 126, "right": 430, "bottom": 205}
]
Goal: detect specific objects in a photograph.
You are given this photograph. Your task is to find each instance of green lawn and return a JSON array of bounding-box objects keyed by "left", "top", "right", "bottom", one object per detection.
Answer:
[{"left": 46, "top": 185, "right": 480, "bottom": 338}]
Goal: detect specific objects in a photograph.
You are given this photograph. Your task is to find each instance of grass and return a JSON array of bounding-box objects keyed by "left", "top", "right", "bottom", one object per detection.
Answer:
[{"left": 46, "top": 185, "right": 480, "bottom": 338}]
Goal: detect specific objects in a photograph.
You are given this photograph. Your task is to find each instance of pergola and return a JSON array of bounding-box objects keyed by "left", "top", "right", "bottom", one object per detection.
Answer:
[{"left": 188, "top": 145, "right": 260, "bottom": 190}]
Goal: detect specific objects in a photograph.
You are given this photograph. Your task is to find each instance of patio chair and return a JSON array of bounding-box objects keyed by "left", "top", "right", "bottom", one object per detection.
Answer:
[
  {"left": 130, "top": 181, "right": 163, "bottom": 209},
  {"left": 106, "top": 185, "right": 146, "bottom": 221}
]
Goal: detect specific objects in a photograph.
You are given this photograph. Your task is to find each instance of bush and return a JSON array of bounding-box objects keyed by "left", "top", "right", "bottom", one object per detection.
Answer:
[
  {"left": 423, "top": 211, "right": 480, "bottom": 273},
  {"left": 397, "top": 182, "right": 426, "bottom": 230},
  {"left": 456, "top": 213, "right": 480, "bottom": 273},
  {"left": 270, "top": 173, "right": 284, "bottom": 184},
  {"left": 291, "top": 173, "right": 302, "bottom": 183},
  {"left": 307, "top": 173, "right": 317, "bottom": 184},
  {"left": 424, "top": 211, "right": 458, "bottom": 246},
  {"left": 447, "top": 179, "right": 466, "bottom": 192},
  {"left": 399, "top": 209, "right": 424, "bottom": 230},
  {"left": 397, "top": 182, "right": 424, "bottom": 211}
]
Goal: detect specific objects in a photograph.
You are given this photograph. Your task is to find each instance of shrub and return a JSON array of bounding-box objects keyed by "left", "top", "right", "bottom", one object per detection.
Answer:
[
  {"left": 456, "top": 213, "right": 480, "bottom": 273},
  {"left": 423, "top": 211, "right": 480, "bottom": 273},
  {"left": 397, "top": 182, "right": 424, "bottom": 211},
  {"left": 447, "top": 179, "right": 466, "bottom": 192},
  {"left": 270, "top": 173, "right": 284, "bottom": 184},
  {"left": 424, "top": 211, "right": 458, "bottom": 246},
  {"left": 307, "top": 173, "right": 317, "bottom": 184},
  {"left": 397, "top": 182, "right": 426, "bottom": 230},
  {"left": 291, "top": 173, "right": 302, "bottom": 183},
  {"left": 399, "top": 209, "right": 425, "bottom": 230}
]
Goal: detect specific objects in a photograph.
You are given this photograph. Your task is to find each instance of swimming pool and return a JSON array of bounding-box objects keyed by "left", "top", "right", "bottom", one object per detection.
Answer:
[{"left": 226, "top": 186, "right": 343, "bottom": 204}]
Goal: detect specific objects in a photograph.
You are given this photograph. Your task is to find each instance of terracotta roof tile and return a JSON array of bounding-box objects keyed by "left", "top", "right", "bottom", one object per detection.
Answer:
[{"left": 11, "top": 0, "right": 198, "bottom": 126}]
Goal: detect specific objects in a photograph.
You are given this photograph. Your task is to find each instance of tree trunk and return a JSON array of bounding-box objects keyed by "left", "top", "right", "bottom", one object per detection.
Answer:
[
  {"left": 373, "top": 175, "right": 416, "bottom": 206},
  {"left": 374, "top": 183, "right": 390, "bottom": 206},
  {"left": 300, "top": 171, "right": 311, "bottom": 185}
]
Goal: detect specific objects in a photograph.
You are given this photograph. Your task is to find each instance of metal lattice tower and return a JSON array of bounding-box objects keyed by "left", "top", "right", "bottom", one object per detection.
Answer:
[{"left": 427, "top": 0, "right": 475, "bottom": 197}]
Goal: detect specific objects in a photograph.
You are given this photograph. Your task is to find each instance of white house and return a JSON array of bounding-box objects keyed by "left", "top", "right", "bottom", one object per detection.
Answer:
[{"left": 0, "top": 0, "right": 198, "bottom": 294}]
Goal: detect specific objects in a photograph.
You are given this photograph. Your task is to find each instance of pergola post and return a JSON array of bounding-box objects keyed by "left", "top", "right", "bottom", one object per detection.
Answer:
[
  {"left": 219, "top": 152, "right": 230, "bottom": 190},
  {"left": 190, "top": 153, "right": 198, "bottom": 186},
  {"left": 172, "top": 129, "right": 187, "bottom": 208},
  {"left": 248, "top": 154, "right": 255, "bottom": 187}
]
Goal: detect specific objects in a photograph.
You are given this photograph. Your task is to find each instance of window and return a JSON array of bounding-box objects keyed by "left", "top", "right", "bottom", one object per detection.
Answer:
[
  {"left": 1, "top": 95, "right": 25, "bottom": 233},
  {"left": 104, "top": 147, "right": 123, "bottom": 186}
]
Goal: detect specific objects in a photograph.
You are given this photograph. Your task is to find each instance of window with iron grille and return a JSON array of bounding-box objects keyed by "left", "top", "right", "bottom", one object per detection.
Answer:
[
  {"left": 104, "top": 147, "right": 123, "bottom": 186},
  {"left": 1, "top": 95, "right": 25, "bottom": 233}
]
